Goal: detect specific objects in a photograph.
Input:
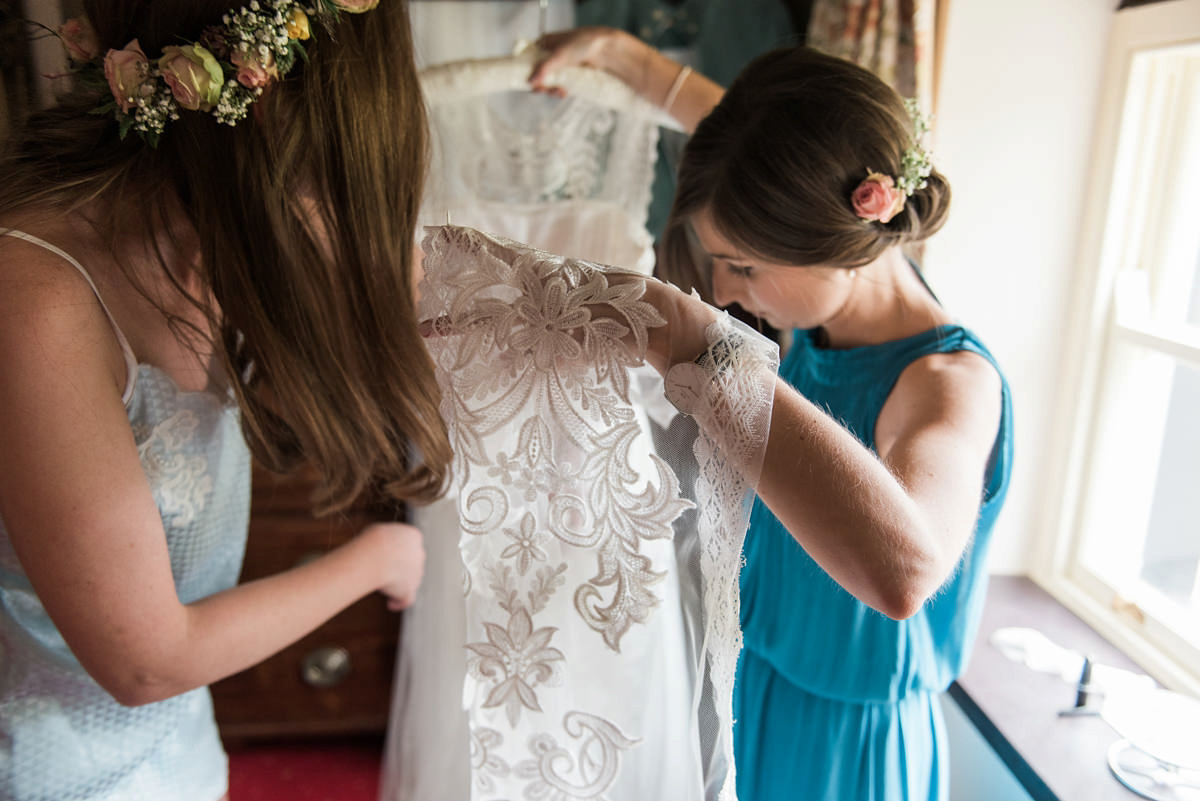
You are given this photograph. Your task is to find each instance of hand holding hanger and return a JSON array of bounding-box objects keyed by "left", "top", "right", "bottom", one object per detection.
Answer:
[{"left": 528, "top": 26, "right": 724, "bottom": 132}]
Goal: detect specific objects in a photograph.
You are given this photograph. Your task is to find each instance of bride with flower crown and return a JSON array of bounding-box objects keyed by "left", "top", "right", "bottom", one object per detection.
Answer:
[{"left": 0, "top": 3, "right": 442, "bottom": 800}]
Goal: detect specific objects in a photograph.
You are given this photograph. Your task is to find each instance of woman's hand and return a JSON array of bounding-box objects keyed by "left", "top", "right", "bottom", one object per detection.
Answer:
[
  {"left": 359, "top": 521, "right": 426, "bottom": 611},
  {"left": 634, "top": 276, "right": 721, "bottom": 374},
  {"left": 528, "top": 26, "right": 633, "bottom": 93},
  {"left": 528, "top": 27, "right": 723, "bottom": 132}
]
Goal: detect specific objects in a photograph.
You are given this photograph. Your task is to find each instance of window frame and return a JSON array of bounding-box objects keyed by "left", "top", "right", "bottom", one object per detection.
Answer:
[{"left": 1034, "top": 0, "right": 1200, "bottom": 698}]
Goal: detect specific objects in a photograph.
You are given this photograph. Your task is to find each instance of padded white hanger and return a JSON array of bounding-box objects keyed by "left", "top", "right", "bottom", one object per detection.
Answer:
[{"left": 418, "top": 47, "right": 685, "bottom": 132}]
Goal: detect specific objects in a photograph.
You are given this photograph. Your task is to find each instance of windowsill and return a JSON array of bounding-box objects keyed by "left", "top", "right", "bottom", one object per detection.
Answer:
[{"left": 951, "top": 575, "right": 1147, "bottom": 800}]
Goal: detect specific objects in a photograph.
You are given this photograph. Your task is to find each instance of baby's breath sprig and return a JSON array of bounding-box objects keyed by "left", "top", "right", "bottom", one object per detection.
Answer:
[
  {"left": 895, "top": 98, "right": 934, "bottom": 197},
  {"left": 127, "top": 82, "right": 180, "bottom": 146},
  {"left": 214, "top": 82, "right": 259, "bottom": 126},
  {"left": 222, "top": 0, "right": 303, "bottom": 78}
]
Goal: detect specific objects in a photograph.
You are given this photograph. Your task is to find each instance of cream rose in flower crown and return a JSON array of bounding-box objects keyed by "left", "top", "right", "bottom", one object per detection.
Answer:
[
  {"left": 159, "top": 45, "right": 224, "bottom": 111},
  {"left": 61, "top": 0, "right": 377, "bottom": 146}
]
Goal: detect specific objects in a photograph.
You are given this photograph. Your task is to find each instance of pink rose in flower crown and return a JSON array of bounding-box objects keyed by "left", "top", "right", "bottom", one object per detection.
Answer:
[
  {"left": 159, "top": 44, "right": 224, "bottom": 111},
  {"left": 59, "top": 17, "right": 100, "bottom": 62},
  {"left": 231, "top": 48, "right": 278, "bottom": 90},
  {"left": 851, "top": 171, "right": 906, "bottom": 224},
  {"left": 333, "top": 0, "right": 380, "bottom": 12},
  {"left": 103, "top": 40, "right": 152, "bottom": 112}
]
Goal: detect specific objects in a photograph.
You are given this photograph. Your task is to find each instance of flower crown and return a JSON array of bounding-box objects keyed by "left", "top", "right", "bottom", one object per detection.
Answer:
[
  {"left": 851, "top": 99, "right": 935, "bottom": 224},
  {"left": 56, "top": 0, "right": 377, "bottom": 147}
]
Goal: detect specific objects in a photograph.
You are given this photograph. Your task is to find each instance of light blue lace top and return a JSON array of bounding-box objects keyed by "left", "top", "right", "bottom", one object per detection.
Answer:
[{"left": 0, "top": 230, "right": 251, "bottom": 801}]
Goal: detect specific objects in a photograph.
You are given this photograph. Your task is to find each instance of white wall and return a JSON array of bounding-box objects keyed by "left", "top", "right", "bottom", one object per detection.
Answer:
[{"left": 924, "top": 0, "right": 1115, "bottom": 573}]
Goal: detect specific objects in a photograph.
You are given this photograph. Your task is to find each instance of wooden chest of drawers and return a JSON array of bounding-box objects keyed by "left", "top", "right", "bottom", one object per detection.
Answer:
[{"left": 211, "top": 463, "right": 403, "bottom": 743}]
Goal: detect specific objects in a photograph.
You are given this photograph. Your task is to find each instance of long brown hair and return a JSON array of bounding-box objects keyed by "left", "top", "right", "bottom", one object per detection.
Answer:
[
  {"left": 0, "top": 0, "right": 450, "bottom": 513},
  {"left": 661, "top": 46, "right": 952, "bottom": 297}
]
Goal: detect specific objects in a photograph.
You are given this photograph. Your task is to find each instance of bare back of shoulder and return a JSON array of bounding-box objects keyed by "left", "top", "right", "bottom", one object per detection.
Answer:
[
  {"left": 1, "top": 212, "right": 219, "bottom": 395},
  {"left": 0, "top": 221, "right": 132, "bottom": 401}
]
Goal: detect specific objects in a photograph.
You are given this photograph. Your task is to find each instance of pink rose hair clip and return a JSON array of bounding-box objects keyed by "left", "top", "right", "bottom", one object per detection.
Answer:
[
  {"left": 851, "top": 99, "right": 935, "bottom": 224},
  {"left": 56, "top": 0, "right": 377, "bottom": 147},
  {"left": 851, "top": 172, "right": 906, "bottom": 224}
]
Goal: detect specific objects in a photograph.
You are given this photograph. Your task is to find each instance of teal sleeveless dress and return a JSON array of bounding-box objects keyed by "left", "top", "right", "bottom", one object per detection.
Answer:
[{"left": 734, "top": 323, "right": 1013, "bottom": 801}]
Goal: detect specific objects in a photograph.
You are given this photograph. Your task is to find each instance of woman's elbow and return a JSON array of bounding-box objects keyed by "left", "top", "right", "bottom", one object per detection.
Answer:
[
  {"left": 875, "top": 549, "right": 953, "bottom": 621},
  {"left": 876, "top": 584, "right": 929, "bottom": 621},
  {"left": 105, "top": 672, "right": 183, "bottom": 707},
  {"left": 87, "top": 656, "right": 189, "bottom": 707}
]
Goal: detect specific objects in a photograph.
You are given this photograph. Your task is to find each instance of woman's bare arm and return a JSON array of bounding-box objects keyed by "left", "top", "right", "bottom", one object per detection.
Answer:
[{"left": 0, "top": 243, "right": 424, "bottom": 706}]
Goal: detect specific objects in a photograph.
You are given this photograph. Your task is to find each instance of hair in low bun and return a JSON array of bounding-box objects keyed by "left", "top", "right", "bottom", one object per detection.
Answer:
[
  {"left": 900, "top": 167, "right": 951, "bottom": 241},
  {"left": 660, "top": 46, "right": 951, "bottom": 297}
]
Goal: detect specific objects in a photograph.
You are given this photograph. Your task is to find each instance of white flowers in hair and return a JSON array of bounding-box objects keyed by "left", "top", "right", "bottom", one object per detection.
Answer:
[{"left": 895, "top": 98, "right": 934, "bottom": 197}]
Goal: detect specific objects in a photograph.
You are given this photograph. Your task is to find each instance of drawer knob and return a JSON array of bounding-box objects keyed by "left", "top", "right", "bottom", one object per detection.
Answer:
[{"left": 300, "top": 646, "right": 351, "bottom": 688}]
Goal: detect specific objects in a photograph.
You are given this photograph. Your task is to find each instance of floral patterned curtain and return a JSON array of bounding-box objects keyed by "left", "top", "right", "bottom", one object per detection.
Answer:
[{"left": 805, "top": 0, "right": 936, "bottom": 110}]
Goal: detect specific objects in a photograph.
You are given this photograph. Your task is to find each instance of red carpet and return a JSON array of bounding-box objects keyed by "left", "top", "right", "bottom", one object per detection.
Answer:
[{"left": 228, "top": 738, "right": 383, "bottom": 801}]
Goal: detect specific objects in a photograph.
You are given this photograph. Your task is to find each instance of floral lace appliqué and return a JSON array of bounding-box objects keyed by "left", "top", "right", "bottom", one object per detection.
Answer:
[
  {"left": 135, "top": 409, "right": 214, "bottom": 526},
  {"left": 421, "top": 225, "right": 778, "bottom": 801}
]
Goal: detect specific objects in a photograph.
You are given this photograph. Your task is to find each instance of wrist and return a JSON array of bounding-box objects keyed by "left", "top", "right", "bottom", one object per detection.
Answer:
[
  {"left": 604, "top": 29, "right": 652, "bottom": 90},
  {"left": 341, "top": 523, "right": 388, "bottom": 593}
]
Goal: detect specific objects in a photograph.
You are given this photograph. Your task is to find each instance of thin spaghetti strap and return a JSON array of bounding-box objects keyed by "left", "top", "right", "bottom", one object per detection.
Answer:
[{"left": 1, "top": 229, "right": 139, "bottom": 404}]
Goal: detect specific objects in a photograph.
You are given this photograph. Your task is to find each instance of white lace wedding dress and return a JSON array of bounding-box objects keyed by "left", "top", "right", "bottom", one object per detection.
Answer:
[{"left": 381, "top": 53, "right": 774, "bottom": 801}]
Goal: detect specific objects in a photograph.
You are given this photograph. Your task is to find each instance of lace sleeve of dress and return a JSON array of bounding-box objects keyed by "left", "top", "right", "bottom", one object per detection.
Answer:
[{"left": 413, "top": 224, "right": 779, "bottom": 801}]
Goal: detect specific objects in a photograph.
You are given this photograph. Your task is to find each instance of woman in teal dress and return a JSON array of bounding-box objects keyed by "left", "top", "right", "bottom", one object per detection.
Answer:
[
  {"left": 732, "top": 319, "right": 1012, "bottom": 800},
  {"left": 532, "top": 33, "right": 1013, "bottom": 801}
]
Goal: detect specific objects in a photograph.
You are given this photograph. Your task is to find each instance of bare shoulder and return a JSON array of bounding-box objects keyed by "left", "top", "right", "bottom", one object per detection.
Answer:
[
  {"left": 0, "top": 223, "right": 128, "bottom": 397},
  {"left": 899, "top": 348, "right": 1001, "bottom": 404},
  {"left": 875, "top": 348, "right": 1003, "bottom": 455}
]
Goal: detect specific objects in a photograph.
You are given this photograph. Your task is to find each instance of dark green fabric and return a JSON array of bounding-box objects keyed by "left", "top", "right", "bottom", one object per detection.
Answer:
[{"left": 575, "top": 0, "right": 801, "bottom": 240}]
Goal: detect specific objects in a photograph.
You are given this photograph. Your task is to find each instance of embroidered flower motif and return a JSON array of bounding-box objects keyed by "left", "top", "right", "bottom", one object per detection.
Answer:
[
  {"left": 852, "top": 171, "right": 906, "bottom": 223},
  {"left": 58, "top": 17, "right": 100, "bottom": 63},
  {"left": 505, "top": 273, "right": 589, "bottom": 371},
  {"left": 466, "top": 605, "right": 565, "bottom": 726},
  {"left": 103, "top": 40, "right": 153, "bottom": 113},
  {"left": 501, "top": 513, "right": 549, "bottom": 575},
  {"left": 159, "top": 44, "right": 224, "bottom": 111}
]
